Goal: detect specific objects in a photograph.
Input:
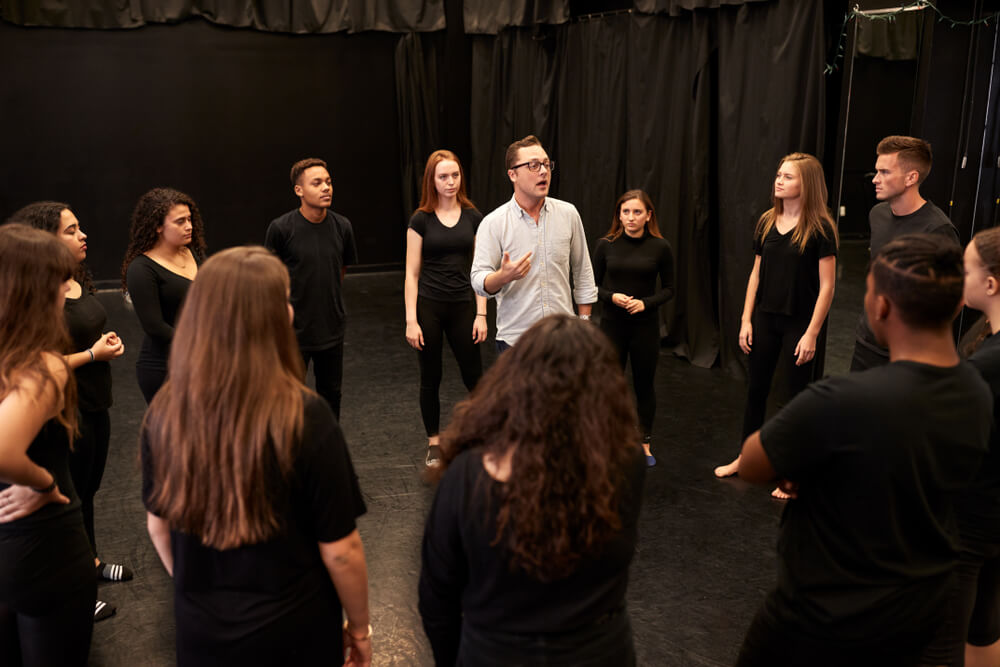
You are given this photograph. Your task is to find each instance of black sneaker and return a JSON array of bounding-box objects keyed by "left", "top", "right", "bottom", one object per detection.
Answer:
[{"left": 425, "top": 445, "right": 442, "bottom": 467}]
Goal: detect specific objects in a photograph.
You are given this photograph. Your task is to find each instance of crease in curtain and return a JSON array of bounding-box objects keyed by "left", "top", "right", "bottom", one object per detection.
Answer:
[
  {"left": 395, "top": 32, "right": 442, "bottom": 222},
  {"left": 462, "top": 0, "right": 569, "bottom": 35}
]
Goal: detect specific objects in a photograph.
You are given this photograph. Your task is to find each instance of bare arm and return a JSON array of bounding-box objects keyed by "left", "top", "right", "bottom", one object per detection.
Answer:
[
  {"left": 65, "top": 332, "right": 125, "bottom": 369},
  {"left": 0, "top": 355, "right": 67, "bottom": 490},
  {"left": 146, "top": 512, "right": 173, "bottom": 577},
  {"left": 793, "top": 256, "right": 836, "bottom": 365},
  {"left": 320, "top": 529, "right": 371, "bottom": 666},
  {"left": 737, "top": 431, "right": 777, "bottom": 484},
  {"left": 404, "top": 229, "right": 425, "bottom": 350},
  {"left": 739, "top": 255, "right": 762, "bottom": 354}
]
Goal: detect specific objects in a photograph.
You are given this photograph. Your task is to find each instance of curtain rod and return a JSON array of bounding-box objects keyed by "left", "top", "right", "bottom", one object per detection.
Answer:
[{"left": 577, "top": 8, "right": 633, "bottom": 23}]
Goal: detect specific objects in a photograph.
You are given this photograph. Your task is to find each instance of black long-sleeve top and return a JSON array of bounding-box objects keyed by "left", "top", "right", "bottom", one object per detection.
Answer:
[
  {"left": 418, "top": 447, "right": 646, "bottom": 665},
  {"left": 125, "top": 254, "right": 194, "bottom": 369},
  {"left": 592, "top": 232, "right": 675, "bottom": 322}
]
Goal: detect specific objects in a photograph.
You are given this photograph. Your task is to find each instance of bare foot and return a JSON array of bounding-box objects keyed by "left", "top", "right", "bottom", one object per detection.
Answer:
[
  {"left": 642, "top": 442, "right": 652, "bottom": 457},
  {"left": 771, "top": 486, "right": 791, "bottom": 499},
  {"left": 714, "top": 456, "right": 740, "bottom": 478}
]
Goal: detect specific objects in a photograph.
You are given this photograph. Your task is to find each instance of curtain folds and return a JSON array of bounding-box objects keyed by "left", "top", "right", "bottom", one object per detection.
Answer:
[
  {"left": 633, "top": 0, "right": 770, "bottom": 16},
  {"left": 0, "top": 0, "right": 445, "bottom": 33},
  {"left": 462, "top": 0, "right": 569, "bottom": 35}
]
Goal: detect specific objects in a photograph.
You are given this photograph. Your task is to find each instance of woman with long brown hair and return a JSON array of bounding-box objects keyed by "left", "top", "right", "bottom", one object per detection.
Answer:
[
  {"left": 593, "top": 189, "right": 674, "bottom": 466},
  {"left": 9, "top": 201, "right": 130, "bottom": 622},
  {"left": 405, "top": 150, "right": 487, "bottom": 467},
  {"left": 714, "top": 153, "right": 838, "bottom": 497},
  {"left": 419, "top": 314, "right": 646, "bottom": 666},
  {"left": 141, "top": 247, "right": 371, "bottom": 666},
  {"left": 122, "top": 187, "right": 206, "bottom": 404},
  {"left": 0, "top": 224, "right": 96, "bottom": 665}
]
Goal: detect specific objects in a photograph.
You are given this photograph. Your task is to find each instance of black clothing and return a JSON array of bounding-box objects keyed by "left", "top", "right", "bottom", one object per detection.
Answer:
[
  {"left": 601, "top": 316, "right": 660, "bottom": 436},
  {"left": 852, "top": 201, "right": 959, "bottom": 368},
  {"left": 956, "top": 333, "right": 1000, "bottom": 542},
  {"left": 593, "top": 232, "right": 675, "bottom": 438},
  {"left": 753, "top": 223, "right": 837, "bottom": 318},
  {"left": 416, "top": 297, "right": 482, "bottom": 437},
  {"left": 302, "top": 344, "right": 344, "bottom": 421},
  {"left": 419, "top": 446, "right": 646, "bottom": 666},
  {"left": 265, "top": 209, "right": 357, "bottom": 351},
  {"left": 141, "top": 394, "right": 366, "bottom": 666},
  {"left": 0, "top": 419, "right": 94, "bottom": 666},
  {"left": 69, "top": 409, "right": 111, "bottom": 556},
  {"left": 126, "top": 255, "right": 194, "bottom": 403},
  {"left": 408, "top": 209, "right": 482, "bottom": 302},
  {"left": 742, "top": 312, "right": 814, "bottom": 439},
  {"left": 64, "top": 291, "right": 112, "bottom": 411},
  {"left": 754, "top": 361, "right": 990, "bottom": 648},
  {"left": 592, "top": 232, "right": 675, "bottom": 322}
]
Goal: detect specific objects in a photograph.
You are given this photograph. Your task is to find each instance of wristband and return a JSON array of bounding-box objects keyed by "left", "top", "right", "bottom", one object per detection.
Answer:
[
  {"left": 87, "top": 349, "right": 95, "bottom": 362},
  {"left": 32, "top": 471, "right": 57, "bottom": 494},
  {"left": 343, "top": 620, "right": 373, "bottom": 641}
]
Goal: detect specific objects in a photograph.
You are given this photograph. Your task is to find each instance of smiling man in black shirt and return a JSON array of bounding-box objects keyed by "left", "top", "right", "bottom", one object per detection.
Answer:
[
  {"left": 266, "top": 158, "right": 357, "bottom": 420},
  {"left": 736, "top": 234, "right": 990, "bottom": 666}
]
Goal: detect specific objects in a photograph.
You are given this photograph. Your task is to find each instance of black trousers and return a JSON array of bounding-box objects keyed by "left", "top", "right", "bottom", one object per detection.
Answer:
[
  {"left": 0, "top": 516, "right": 96, "bottom": 667},
  {"left": 136, "top": 361, "right": 166, "bottom": 405},
  {"left": 416, "top": 297, "right": 482, "bottom": 437},
  {"left": 742, "top": 312, "right": 815, "bottom": 440},
  {"left": 600, "top": 315, "right": 660, "bottom": 437},
  {"left": 68, "top": 409, "right": 111, "bottom": 557},
  {"left": 302, "top": 343, "right": 344, "bottom": 421}
]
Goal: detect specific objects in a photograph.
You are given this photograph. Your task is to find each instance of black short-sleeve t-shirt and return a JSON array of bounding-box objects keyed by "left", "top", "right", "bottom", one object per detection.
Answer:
[
  {"left": 409, "top": 208, "right": 482, "bottom": 302},
  {"left": 265, "top": 209, "right": 358, "bottom": 351},
  {"left": 64, "top": 291, "right": 112, "bottom": 411},
  {"left": 753, "top": 222, "right": 837, "bottom": 319},
  {"left": 759, "top": 361, "right": 991, "bottom": 642},
  {"left": 141, "top": 393, "right": 366, "bottom": 663}
]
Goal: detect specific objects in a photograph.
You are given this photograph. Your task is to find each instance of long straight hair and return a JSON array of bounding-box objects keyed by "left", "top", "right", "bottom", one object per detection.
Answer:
[
  {"left": 603, "top": 189, "right": 664, "bottom": 242},
  {"left": 144, "top": 246, "right": 307, "bottom": 549},
  {"left": 755, "top": 153, "right": 839, "bottom": 253},
  {"left": 417, "top": 150, "right": 475, "bottom": 213},
  {"left": 0, "top": 224, "right": 77, "bottom": 436}
]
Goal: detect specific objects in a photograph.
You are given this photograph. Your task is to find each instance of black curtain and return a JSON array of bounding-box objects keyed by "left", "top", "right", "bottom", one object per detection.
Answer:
[
  {"left": 395, "top": 31, "right": 442, "bottom": 219},
  {"left": 462, "top": 0, "right": 569, "bottom": 34},
  {"left": 461, "top": 0, "right": 825, "bottom": 369},
  {"left": 0, "top": 0, "right": 445, "bottom": 32},
  {"left": 634, "top": 0, "right": 768, "bottom": 14}
]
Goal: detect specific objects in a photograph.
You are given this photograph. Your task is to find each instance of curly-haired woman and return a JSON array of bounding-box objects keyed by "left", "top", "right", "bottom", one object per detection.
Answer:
[
  {"left": 419, "top": 314, "right": 646, "bottom": 666},
  {"left": 122, "top": 188, "right": 206, "bottom": 404}
]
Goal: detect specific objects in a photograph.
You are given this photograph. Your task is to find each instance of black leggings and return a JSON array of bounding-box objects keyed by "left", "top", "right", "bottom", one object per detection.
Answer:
[
  {"left": 600, "top": 316, "right": 660, "bottom": 437},
  {"left": 0, "top": 517, "right": 96, "bottom": 666},
  {"left": 742, "top": 312, "right": 815, "bottom": 440},
  {"left": 416, "top": 297, "right": 483, "bottom": 437},
  {"left": 136, "top": 361, "right": 166, "bottom": 405},
  {"left": 68, "top": 409, "right": 110, "bottom": 557}
]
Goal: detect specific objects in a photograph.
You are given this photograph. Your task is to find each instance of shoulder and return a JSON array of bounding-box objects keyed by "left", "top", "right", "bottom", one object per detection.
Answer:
[
  {"left": 546, "top": 196, "right": 580, "bottom": 218},
  {"left": 464, "top": 207, "right": 484, "bottom": 224},
  {"left": 409, "top": 210, "right": 431, "bottom": 233},
  {"left": 869, "top": 202, "right": 892, "bottom": 220},
  {"left": 268, "top": 210, "right": 298, "bottom": 231},
  {"left": 970, "top": 335, "right": 1000, "bottom": 372},
  {"left": 126, "top": 254, "right": 157, "bottom": 278}
]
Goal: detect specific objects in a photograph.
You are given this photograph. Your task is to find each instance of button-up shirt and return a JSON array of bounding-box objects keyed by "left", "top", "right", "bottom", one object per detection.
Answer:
[{"left": 471, "top": 195, "right": 597, "bottom": 345}]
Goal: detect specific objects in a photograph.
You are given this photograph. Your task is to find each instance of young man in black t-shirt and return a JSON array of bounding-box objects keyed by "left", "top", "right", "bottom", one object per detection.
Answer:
[
  {"left": 265, "top": 158, "right": 357, "bottom": 419},
  {"left": 851, "top": 135, "right": 959, "bottom": 371},
  {"left": 736, "top": 234, "right": 991, "bottom": 666}
]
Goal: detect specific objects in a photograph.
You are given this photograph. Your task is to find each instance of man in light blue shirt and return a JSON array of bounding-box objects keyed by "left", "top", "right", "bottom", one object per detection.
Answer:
[{"left": 471, "top": 135, "right": 598, "bottom": 349}]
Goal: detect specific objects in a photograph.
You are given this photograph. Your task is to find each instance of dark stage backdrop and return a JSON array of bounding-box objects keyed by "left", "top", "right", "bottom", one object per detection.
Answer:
[{"left": 0, "top": 17, "right": 405, "bottom": 282}]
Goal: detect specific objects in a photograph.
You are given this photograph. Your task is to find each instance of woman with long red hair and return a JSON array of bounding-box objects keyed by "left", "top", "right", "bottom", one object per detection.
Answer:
[
  {"left": 404, "top": 150, "right": 487, "bottom": 467},
  {"left": 142, "top": 246, "right": 370, "bottom": 666}
]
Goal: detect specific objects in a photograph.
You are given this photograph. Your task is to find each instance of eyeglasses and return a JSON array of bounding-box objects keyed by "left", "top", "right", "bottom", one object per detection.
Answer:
[{"left": 510, "top": 160, "right": 555, "bottom": 173}]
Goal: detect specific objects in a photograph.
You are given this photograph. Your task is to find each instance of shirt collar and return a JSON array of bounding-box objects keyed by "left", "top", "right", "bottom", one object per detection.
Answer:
[{"left": 509, "top": 194, "right": 550, "bottom": 220}]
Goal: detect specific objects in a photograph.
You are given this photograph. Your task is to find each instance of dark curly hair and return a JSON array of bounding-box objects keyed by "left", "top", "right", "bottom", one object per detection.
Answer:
[
  {"left": 6, "top": 201, "right": 94, "bottom": 293},
  {"left": 435, "top": 314, "right": 640, "bottom": 581},
  {"left": 121, "top": 188, "right": 207, "bottom": 291}
]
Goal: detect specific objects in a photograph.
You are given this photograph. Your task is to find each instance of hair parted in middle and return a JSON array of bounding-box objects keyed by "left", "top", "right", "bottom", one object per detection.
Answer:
[
  {"left": 754, "top": 152, "right": 839, "bottom": 254},
  {"left": 871, "top": 233, "right": 963, "bottom": 329},
  {"left": 434, "top": 314, "right": 640, "bottom": 581},
  {"left": 0, "top": 223, "right": 77, "bottom": 437},
  {"left": 504, "top": 134, "right": 543, "bottom": 171},
  {"left": 603, "top": 189, "right": 664, "bottom": 242},
  {"left": 120, "top": 187, "right": 207, "bottom": 291},
  {"left": 7, "top": 201, "right": 94, "bottom": 293},
  {"left": 142, "top": 246, "right": 308, "bottom": 550},
  {"left": 417, "top": 150, "right": 475, "bottom": 213}
]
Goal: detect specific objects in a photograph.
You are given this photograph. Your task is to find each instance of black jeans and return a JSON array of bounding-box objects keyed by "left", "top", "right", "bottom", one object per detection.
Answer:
[
  {"left": 416, "top": 297, "right": 482, "bottom": 436},
  {"left": 742, "top": 312, "right": 815, "bottom": 440},
  {"left": 302, "top": 343, "right": 344, "bottom": 421},
  {"left": 600, "top": 316, "right": 660, "bottom": 437}
]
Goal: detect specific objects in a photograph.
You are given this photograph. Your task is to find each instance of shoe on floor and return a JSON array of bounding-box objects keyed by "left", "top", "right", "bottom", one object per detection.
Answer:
[
  {"left": 97, "top": 561, "right": 134, "bottom": 582},
  {"left": 646, "top": 453, "right": 657, "bottom": 467},
  {"left": 95, "top": 599, "right": 116, "bottom": 622},
  {"left": 425, "top": 444, "right": 442, "bottom": 467}
]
